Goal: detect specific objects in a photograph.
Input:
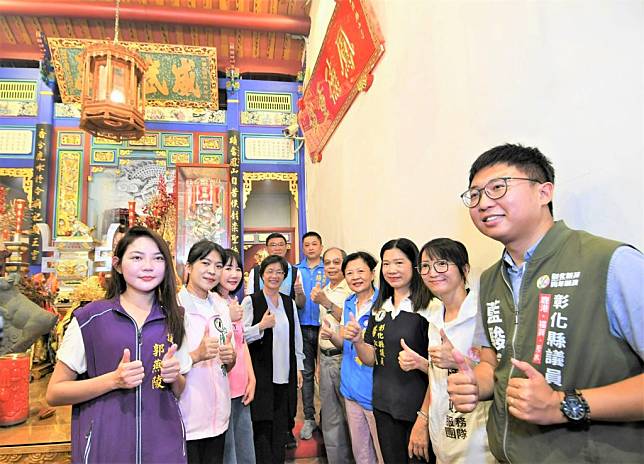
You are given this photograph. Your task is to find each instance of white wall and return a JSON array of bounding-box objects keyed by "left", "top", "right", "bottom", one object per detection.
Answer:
[{"left": 304, "top": 0, "right": 643, "bottom": 274}]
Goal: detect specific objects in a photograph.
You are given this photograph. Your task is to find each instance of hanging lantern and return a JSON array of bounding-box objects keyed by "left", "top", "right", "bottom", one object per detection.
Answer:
[{"left": 79, "top": 0, "right": 147, "bottom": 141}]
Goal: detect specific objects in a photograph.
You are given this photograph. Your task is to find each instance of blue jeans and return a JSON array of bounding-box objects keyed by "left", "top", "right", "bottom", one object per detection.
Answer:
[
  {"left": 301, "top": 325, "right": 319, "bottom": 421},
  {"left": 223, "top": 397, "right": 256, "bottom": 464}
]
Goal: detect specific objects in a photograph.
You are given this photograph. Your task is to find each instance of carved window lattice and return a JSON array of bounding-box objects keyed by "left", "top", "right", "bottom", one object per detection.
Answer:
[
  {"left": 0, "top": 80, "right": 37, "bottom": 101},
  {"left": 245, "top": 92, "right": 291, "bottom": 112}
]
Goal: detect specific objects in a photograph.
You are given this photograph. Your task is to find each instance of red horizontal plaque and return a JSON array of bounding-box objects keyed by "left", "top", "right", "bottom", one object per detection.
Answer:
[{"left": 298, "top": 0, "right": 384, "bottom": 162}]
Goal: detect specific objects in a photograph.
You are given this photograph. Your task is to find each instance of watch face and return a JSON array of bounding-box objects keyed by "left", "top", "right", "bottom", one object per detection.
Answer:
[{"left": 563, "top": 396, "right": 586, "bottom": 421}]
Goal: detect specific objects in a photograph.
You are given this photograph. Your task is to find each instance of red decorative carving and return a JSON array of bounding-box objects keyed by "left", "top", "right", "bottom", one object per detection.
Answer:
[{"left": 297, "top": 0, "right": 384, "bottom": 162}]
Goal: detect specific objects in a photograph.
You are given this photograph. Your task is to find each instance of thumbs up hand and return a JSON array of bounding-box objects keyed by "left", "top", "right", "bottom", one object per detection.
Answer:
[
  {"left": 114, "top": 348, "right": 145, "bottom": 389},
  {"left": 229, "top": 298, "right": 244, "bottom": 322},
  {"left": 258, "top": 308, "right": 276, "bottom": 330},
  {"left": 192, "top": 325, "right": 220, "bottom": 364},
  {"left": 161, "top": 344, "right": 181, "bottom": 384},
  {"left": 447, "top": 348, "right": 479, "bottom": 413},
  {"left": 218, "top": 332, "right": 236, "bottom": 366},
  {"left": 310, "top": 283, "right": 323, "bottom": 304},
  {"left": 428, "top": 328, "right": 457, "bottom": 369},
  {"left": 320, "top": 319, "right": 335, "bottom": 341},
  {"left": 343, "top": 312, "right": 362, "bottom": 343},
  {"left": 398, "top": 338, "right": 429, "bottom": 372},
  {"left": 506, "top": 358, "right": 564, "bottom": 425},
  {"left": 294, "top": 274, "right": 304, "bottom": 296}
]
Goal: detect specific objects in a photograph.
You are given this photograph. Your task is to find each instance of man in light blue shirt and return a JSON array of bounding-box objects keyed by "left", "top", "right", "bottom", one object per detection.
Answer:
[
  {"left": 294, "top": 231, "right": 326, "bottom": 440},
  {"left": 448, "top": 143, "right": 643, "bottom": 463}
]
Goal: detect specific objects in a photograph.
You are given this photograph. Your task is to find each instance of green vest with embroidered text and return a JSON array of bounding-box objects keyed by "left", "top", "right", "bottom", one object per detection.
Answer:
[{"left": 480, "top": 221, "right": 643, "bottom": 463}]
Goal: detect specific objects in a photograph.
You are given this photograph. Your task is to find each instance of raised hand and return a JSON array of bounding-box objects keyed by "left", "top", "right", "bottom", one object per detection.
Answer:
[
  {"left": 320, "top": 319, "right": 334, "bottom": 340},
  {"left": 294, "top": 275, "right": 304, "bottom": 296},
  {"left": 428, "top": 328, "right": 457, "bottom": 369},
  {"left": 160, "top": 344, "right": 181, "bottom": 384},
  {"left": 398, "top": 338, "right": 429, "bottom": 372},
  {"left": 343, "top": 312, "right": 362, "bottom": 343},
  {"left": 228, "top": 298, "right": 244, "bottom": 322},
  {"left": 258, "top": 308, "right": 276, "bottom": 330},
  {"left": 114, "top": 348, "right": 145, "bottom": 389},
  {"left": 310, "top": 283, "right": 323, "bottom": 304},
  {"left": 447, "top": 348, "right": 479, "bottom": 413},
  {"left": 193, "top": 325, "right": 219, "bottom": 363},
  {"left": 506, "top": 358, "right": 564, "bottom": 425},
  {"left": 218, "top": 332, "right": 236, "bottom": 365}
]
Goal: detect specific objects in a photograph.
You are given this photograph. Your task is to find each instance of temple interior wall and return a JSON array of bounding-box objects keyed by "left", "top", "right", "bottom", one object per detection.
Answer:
[{"left": 304, "top": 0, "right": 643, "bottom": 276}]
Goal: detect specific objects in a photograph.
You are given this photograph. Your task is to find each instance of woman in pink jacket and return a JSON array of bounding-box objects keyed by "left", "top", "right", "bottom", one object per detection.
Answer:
[
  {"left": 216, "top": 248, "right": 256, "bottom": 464},
  {"left": 178, "top": 240, "right": 237, "bottom": 464}
]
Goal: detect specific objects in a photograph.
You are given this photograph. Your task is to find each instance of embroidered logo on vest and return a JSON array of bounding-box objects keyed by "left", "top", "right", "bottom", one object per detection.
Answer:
[
  {"left": 536, "top": 274, "right": 550, "bottom": 289},
  {"left": 550, "top": 271, "right": 581, "bottom": 288}
]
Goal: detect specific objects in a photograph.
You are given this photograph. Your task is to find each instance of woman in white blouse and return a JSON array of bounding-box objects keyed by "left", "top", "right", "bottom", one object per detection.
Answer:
[{"left": 241, "top": 255, "right": 304, "bottom": 464}]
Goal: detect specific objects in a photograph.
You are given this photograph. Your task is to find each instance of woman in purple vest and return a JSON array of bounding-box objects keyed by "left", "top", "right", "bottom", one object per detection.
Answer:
[{"left": 47, "top": 226, "right": 191, "bottom": 463}]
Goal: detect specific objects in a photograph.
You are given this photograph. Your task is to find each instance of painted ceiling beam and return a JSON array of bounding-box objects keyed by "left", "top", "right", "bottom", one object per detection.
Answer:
[
  {"left": 0, "top": 43, "right": 40, "bottom": 61},
  {"left": 0, "top": 43, "right": 303, "bottom": 75},
  {"left": 0, "top": 0, "right": 311, "bottom": 36}
]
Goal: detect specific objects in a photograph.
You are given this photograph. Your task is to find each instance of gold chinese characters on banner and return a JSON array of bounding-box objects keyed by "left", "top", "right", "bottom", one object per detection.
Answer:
[{"left": 49, "top": 38, "right": 218, "bottom": 109}]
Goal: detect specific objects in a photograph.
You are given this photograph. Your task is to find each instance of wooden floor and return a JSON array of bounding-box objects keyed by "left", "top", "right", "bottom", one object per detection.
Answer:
[{"left": 0, "top": 375, "right": 327, "bottom": 463}]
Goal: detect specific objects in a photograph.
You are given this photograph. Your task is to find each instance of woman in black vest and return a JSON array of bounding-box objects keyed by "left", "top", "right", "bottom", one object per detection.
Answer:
[
  {"left": 348, "top": 238, "right": 435, "bottom": 463},
  {"left": 240, "top": 255, "right": 304, "bottom": 464}
]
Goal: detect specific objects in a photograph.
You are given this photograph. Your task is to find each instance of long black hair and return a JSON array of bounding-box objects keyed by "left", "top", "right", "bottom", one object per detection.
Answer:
[
  {"left": 215, "top": 248, "right": 244, "bottom": 295},
  {"left": 108, "top": 226, "right": 184, "bottom": 347},
  {"left": 372, "top": 238, "right": 433, "bottom": 312}
]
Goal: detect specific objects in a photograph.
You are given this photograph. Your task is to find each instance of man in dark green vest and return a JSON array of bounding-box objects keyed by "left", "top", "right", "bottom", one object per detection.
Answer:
[{"left": 447, "top": 144, "right": 643, "bottom": 463}]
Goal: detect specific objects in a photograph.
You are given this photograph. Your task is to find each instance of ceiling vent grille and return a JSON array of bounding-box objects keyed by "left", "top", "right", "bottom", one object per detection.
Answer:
[
  {"left": 0, "top": 80, "right": 37, "bottom": 101},
  {"left": 245, "top": 92, "right": 291, "bottom": 112}
]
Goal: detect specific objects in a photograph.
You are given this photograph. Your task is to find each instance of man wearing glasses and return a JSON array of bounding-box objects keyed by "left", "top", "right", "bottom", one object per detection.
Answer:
[
  {"left": 448, "top": 143, "right": 643, "bottom": 463},
  {"left": 313, "top": 247, "right": 354, "bottom": 463},
  {"left": 246, "top": 232, "right": 299, "bottom": 299}
]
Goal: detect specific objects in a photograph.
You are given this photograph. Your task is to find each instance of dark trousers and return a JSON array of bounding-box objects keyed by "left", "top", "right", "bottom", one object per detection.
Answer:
[
  {"left": 187, "top": 434, "right": 225, "bottom": 464},
  {"left": 373, "top": 408, "right": 433, "bottom": 464},
  {"left": 253, "top": 383, "right": 289, "bottom": 464},
  {"left": 301, "top": 325, "right": 319, "bottom": 421}
]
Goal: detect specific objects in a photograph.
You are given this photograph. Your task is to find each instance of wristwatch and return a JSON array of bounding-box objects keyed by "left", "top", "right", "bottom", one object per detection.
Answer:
[{"left": 560, "top": 389, "right": 590, "bottom": 426}]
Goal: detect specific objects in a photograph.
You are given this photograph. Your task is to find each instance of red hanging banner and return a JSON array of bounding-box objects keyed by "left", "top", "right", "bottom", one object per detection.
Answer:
[{"left": 298, "top": 0, "right": 384, "bottom": 162}]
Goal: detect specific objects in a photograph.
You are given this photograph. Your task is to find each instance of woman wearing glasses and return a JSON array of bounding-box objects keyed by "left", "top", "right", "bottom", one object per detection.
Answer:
[
  {"left": 399, "top": 238, "right": 494, "bottom": 464},
  {"left": 241, "top": 255, "right": 304, "bottom": 464},
  {"left": 348, "top": 238, "right": 434, "bottom": 463}
]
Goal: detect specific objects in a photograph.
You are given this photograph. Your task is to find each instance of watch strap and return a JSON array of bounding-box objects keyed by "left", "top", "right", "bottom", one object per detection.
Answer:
[{"left": 561, "top": 389, "right": 591, "bottom": 425}]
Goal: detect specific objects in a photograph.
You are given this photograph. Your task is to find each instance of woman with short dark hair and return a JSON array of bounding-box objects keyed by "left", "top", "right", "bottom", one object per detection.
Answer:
[
  {"left": 240, "top": 255, "right": 304, "bottom": 464},
  {"left": 399, "top": 238, "right": 494, "bottom": 464}
]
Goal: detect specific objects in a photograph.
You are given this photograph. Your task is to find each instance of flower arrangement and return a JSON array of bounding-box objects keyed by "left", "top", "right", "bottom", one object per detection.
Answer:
[{"left": 138, "top": 174, "right": 176, "bottom": 246}]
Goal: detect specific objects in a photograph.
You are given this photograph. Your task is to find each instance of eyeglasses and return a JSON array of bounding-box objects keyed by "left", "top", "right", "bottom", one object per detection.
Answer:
[
  {"left": 267, "top": 242, "right": 286, "bottom": 248},
  {"left": 460, "top": 177, "right": 542, "bottom": 208},
  {"left": 416, "top": 260, "right": 451, "bottom": 275},
  {"left": 264, "top": 270, "right": 285, "bottom": 277}
]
